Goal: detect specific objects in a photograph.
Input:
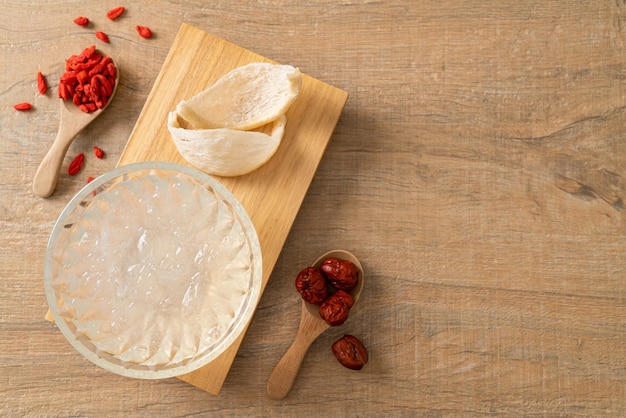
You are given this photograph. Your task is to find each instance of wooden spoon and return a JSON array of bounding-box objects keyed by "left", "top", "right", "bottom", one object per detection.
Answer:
[
  {"left": 266, "top": 249, "right": 364, "bottom": 400},
  {"left": 32, "top": 52, "right": 119, "bottom": 198}
]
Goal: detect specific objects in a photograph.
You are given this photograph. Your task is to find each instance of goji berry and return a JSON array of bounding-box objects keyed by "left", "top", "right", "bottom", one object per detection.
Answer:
[
  {"left": 58, "top": 45, "right": 117, "bottom": 113},
  {"left": 93, "top": 146, "right": 105, "bottom": 159},
  {"left": 68, "top": 154, "right": 84, "bottom": 176},
  {"left": 76, "top": 70, "right": 89, "bottom": 84},
  {"left": 60, "top": 72, "right": 77, "bottom": 84},
  {"left": 106, "top": 62, "right": 116, "bottom": 79},
  {"left": 92, "top": 74, "right": 111, "bottom": 96},
  {"left": 83, "top": 103, "right": 97, "bottom": 112},
  {"left": 37, "top": 72, "right": 47, "bottom": 95},
  {"left": 58, "top": 82, "right": 68, "bottom": 100},
  {"left": 136, "top": 25, "right": 152, "bottom": 39},
  {"left": 88, "top": 61, "right": 105, "bottom": 78},
  {"left": 87, "top": 176, "right": 95, "bottom": 183},
  {"left": 106, "top": 6, "right": 125, "bottom": 20},
  {"left": 73, "top": 16, "right": 89, "bottom": 26},
  {"left": 13, "top": 103, "right": 33, "bottom": 111},
  {"left": 96, "top": 31, "right": 110, "bottom": 43},
  {"left": 81, "top": 45, "right": 96, "bottom": 59}
]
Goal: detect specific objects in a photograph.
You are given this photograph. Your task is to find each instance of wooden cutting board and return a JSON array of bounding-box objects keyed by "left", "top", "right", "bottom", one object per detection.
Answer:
[{"left": 117, "top": 23, "right": 348, "bottom": 394}]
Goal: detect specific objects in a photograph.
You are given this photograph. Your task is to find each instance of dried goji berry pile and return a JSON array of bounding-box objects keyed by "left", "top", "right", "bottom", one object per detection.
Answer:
[
  {"left": 14, "top": 6, "right": 154, "bottom": 190},
  {"left": 58, "top": 45, "right": 116, "bottom": 113},
  {"left": 13, "top": 6, "right": 152, "bottom": 114}
]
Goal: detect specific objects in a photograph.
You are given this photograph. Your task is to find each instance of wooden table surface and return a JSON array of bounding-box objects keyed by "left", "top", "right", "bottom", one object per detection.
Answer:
[{"left": 1, "top": 1, "right": 624, "bottom": 416}]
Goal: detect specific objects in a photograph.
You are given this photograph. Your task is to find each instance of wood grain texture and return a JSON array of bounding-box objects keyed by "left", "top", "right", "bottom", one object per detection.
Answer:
[{"left": 1, "top": 1, "right": 624, "bottom": 416}]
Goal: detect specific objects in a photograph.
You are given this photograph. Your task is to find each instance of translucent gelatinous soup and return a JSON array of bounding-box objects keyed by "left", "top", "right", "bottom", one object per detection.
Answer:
[{"left": 52, "top": 173, "right": 253, "bottom": 366}]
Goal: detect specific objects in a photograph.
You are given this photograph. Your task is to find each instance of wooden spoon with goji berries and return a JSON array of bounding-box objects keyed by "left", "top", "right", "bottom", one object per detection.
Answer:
[
  {"left": 266, "top": 249, "right": 364, "bottom": 400},
  {"left": 33, "top": 47, "right": 119, "bottom": 198}
]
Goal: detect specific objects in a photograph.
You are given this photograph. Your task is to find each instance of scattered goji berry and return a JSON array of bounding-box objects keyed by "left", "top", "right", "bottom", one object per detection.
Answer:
[
  {"left": 37, "top": 72, "right": 47, "bottom": 95},
  {"left": 96, "top": 31, "right": 110, "bottom": 43},
  {"left": 13, "top": 102, "right": 33, "bottom": 111},
  {"left": 136, "top": 25, "right": 152, "bottom": 39},
  {"left": 93, "top": 146, "right": 105, "bottom": 159},
  {"left": 87, "top": 176, "right": 95, "bottom": 183},
  {"left": 73, "top": 16, "right": 89, "bottom": 26},
  {"left": 68, "top": 154, "right": 85, "bottom": 176},
  {"left": 106, "top": 6, "right": 125, "bottom": 20}
]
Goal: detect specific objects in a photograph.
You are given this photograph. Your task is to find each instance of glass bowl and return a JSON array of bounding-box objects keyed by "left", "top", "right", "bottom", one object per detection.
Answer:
[{"left": 44, "top": 161, "right": 262, "bottom": 379}]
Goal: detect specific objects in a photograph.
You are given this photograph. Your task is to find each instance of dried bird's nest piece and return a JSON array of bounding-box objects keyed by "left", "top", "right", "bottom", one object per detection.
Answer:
[{"left": 168, "top": 62, "right": 302, "bottom": 176}]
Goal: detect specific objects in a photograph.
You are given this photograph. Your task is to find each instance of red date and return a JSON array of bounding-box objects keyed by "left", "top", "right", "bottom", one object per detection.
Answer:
[
  {"left": 332, "top": 334, "right": 369, "bottom": 370},
  {"left": 320, "top": 257, "right": 359, "bottom": 291},
  {"left": 319, "top": 290, "right": 353, "bottom": 326},
  {"left": 295, "top": 267, "right": 328, "bottom": 305}
]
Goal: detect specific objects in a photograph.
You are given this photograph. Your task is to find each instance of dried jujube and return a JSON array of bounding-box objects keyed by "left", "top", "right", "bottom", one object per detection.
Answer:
[
  {"left": 320, "top": 257, "right": 359, "bottom": 291},
  {"left": 319, "top": 289, "right": 353, "bottom": 326},
  {"left": 332, "top": 335, "right": 369, "bottom": 370},
  {"left": 295, "top": 267, "right": 328, "bottom": 305},
  {"left": 291, "top": 255, "right": 369, "bottom": 370}
]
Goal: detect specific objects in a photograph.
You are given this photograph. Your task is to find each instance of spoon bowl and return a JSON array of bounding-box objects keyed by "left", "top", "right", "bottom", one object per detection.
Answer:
[
  {"left": 266, "top": 249, "right": 364, "bottom": 400},
  {"left": 32, "top": 51, "right": 119, "bottom": 198}
]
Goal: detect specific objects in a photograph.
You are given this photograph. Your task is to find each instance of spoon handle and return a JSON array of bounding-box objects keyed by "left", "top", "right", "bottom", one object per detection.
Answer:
[
  {"left": 266, "top": 327, "right": 321, "bottom": 400},
  {"left": 32, "top": 127, "right": 76, "bottom": 198}
]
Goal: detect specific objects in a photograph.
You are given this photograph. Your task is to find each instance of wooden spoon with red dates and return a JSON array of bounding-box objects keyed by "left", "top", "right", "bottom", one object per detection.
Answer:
[{"left": 266, "top": 250, "right": 364, "bottom": 400}]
